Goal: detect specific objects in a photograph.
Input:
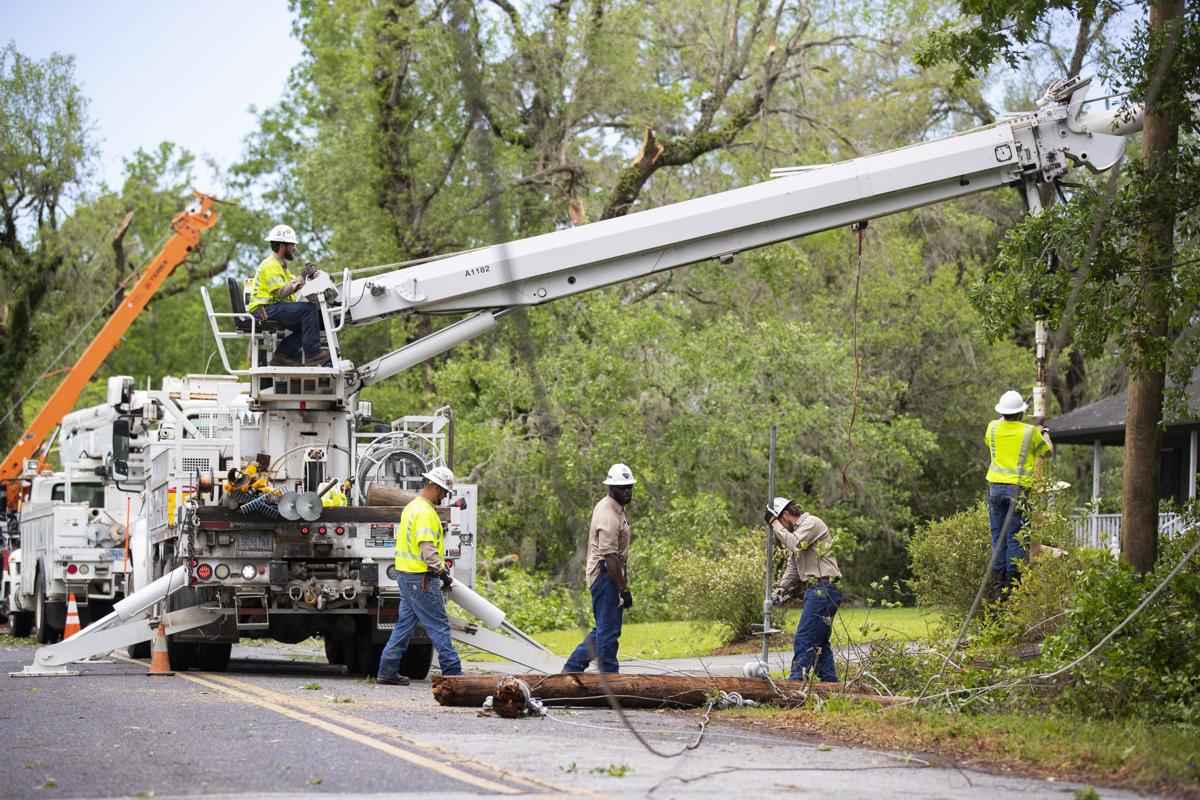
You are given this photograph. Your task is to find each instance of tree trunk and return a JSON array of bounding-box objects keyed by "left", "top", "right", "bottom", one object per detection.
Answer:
[{"left": 1120, "top": 0, "right": 1182, "bottom": 574}]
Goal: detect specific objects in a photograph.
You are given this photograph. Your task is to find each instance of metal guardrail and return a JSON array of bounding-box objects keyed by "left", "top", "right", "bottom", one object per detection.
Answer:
[{"left": 1073, "top": 512, "right": 1185, "bottom": 554}]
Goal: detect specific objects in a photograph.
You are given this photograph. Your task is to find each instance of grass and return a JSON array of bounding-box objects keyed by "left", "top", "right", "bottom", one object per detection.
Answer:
[
  {"left": 461, "top": 607, "right": 942, "bottom": 662},
  {"left": 725, "top": 702, "right": 1200, "bottom": 798}
]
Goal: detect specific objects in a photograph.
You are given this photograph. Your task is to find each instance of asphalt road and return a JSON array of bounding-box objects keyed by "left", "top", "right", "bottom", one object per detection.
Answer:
[{"left": 0, "top": 641, "right": 1160, "bottom": 800}]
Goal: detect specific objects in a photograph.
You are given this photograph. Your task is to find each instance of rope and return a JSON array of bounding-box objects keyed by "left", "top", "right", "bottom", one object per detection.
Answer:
[{"left": 840, "top": 222, "right": 867, "bottom": 492}]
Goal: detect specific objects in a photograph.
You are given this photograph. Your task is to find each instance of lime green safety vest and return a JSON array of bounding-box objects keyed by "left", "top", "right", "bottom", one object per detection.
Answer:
[
  {"left": 985, "top": 419, "right": 1050, "bottom": 487},
  {"left": 395, "top": 496, "right": 443, "bottom": 573},
  {"left": 248, "top": 253, "right": 296, "bottom": 312}
]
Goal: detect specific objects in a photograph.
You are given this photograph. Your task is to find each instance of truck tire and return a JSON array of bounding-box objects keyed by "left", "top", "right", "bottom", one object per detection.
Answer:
[
  {"left": 167, "top": 637, "right": 195, "bottom": 671},
  {"left": 398, "top": 642, "right": 433, "bottom": 680},
  {"left": 194, "top": 642, "right": 232, "bottom": 672},
  {"left": 356, "top": 635, "right": 384, "bottom": 678},
  {"left": 128, "top": 640, "right": 152, "bottom": 659},
  {"left": 10, "top": 611, "right": 33, "bottom": 638},
  {"left": 34, "top": 579, "right": 63, "bottom": 645},
  {"left": 324, "top": 636, "right": 346, "bottom": 666}
]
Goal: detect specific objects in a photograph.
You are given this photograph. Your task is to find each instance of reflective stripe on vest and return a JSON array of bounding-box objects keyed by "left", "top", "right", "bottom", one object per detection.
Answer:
[
  {"left": 987, "top": 420, "right": 1036, "bottom": 482},
  {"left": 395, "top": 496, "right": 442, "bottom": 573}
]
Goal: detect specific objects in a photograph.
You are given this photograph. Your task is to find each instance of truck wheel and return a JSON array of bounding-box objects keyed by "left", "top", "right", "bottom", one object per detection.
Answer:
[
  {"left": 343, "top": 639, "right": 362, "bottom": 675},
  {"left": 128, "top": 640, "right": 152, "bottom": 659},
  {"left": 356, "top": 635, "right": 384, "bottom": 678},
  {"left": 324, "top": 637, "right": 346, "bottom": 666},
  {"left": 398, "top": 642, "right": 432, "bottom": 680},
  {"left": 10, "top": 611, "right": 33, "bottom": 638},
  {"left": 167, "top": 637, "right": 195, "bottom": 671},
  {"left": 195, "top": 642, "right": 232, "bottom": 672},
  {"left": 34, "top": 580, "right": 63, "bottom": 645}
]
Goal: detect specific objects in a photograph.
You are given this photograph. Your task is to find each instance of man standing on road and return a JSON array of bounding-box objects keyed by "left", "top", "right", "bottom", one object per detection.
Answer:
[
  {"left": 377, "top": 466, "right": 463, "bottom": 685},
  {"left": 247, "top": 223, "right": 328, "bottom": 367},
  {"left": 562, "top": 463, "right": 635, "bottom": 674},
  {"left": 766, "top": 497, "right": 843, "bottom": 683},
  {"left": 985, "top": 390, "right": 1052, "bottom": 596}
]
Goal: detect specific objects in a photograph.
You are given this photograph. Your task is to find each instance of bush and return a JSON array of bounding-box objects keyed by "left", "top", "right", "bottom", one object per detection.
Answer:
[
  {"left": 1038, "top": 525, "right": 1200, "bottom": 723},
  {"left": 475, "top": 564, "right": 580, "bottom": 633},
  {"left": 908, "top": 502, "right": 991, "bottom": 617},
  {"left": 909, "top": 485, "right": 1081, "bottom": 619},
  {"left": 668, "top": 534, "right": 766, "bottom": 643}
]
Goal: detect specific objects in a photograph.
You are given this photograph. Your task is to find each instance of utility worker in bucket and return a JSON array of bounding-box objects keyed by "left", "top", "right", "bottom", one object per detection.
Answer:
[
  {"left": 247, "top": 223, "right": 328, "bottom": 367},
  {"left": 766, "top": 497, "right": 843, "bottom": 683},
  {"left": 985, "top": 390, "right": 1052, "bottom": 596},
  {"left": 562, "top": 463, "right": 635, "bottom": 674},
  {"left": 377, "top": 466, "right": 463, "bottom": 685}
]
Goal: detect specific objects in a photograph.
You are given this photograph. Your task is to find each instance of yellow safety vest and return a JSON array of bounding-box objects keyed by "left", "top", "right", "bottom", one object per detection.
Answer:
[
  {"left": 248, "top": 253, "right": 296, "bottom": 312},
  {"left": 395, "top": 496, "right": 442, "bottom": 573},
  {"left": 985, "top": 419, "right": 1050, "bottom": 487}
]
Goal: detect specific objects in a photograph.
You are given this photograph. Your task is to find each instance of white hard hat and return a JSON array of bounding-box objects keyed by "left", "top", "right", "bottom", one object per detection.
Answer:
[
  {"left": 995, "top": 390, "right": 1028, "bottom": 415},
  {"left": 766, "top": 496, "right": 794, "bottom": 520},
  {"left": 422, "top": 466, "right": 456, "bottom": 492},
  {"left": 602, "top": 463, "right": 636, "bottom": 485},
  {"left": 266, "top": 224, "right": 298, "bottom": 244}
]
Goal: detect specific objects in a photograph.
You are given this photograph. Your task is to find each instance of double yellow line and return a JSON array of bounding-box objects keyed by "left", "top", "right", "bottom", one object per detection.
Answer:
[{"left": 115, "top": 656, "right": 608, "bottom": 798}]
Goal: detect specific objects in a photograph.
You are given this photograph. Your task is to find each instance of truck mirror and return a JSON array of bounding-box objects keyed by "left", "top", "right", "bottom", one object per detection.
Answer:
[
  {"left": 112, "top": 459, "right": 129, "bottom": 481},
  {"left": 113, "top": 418, "right": 131, "bottom": 464}
]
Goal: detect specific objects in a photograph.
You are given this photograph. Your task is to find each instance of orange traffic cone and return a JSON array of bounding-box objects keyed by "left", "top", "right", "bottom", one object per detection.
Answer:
[
  {"left": 62, "top": 593, "right": 82, "bottom": 639},
  {"left": 147, "top": 621, "right": 174, "bottom": 676}
]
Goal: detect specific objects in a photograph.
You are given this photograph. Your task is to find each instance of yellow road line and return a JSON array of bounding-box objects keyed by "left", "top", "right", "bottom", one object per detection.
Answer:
[
  {"left": 199, "top": 671, "right": 609, "bottom": 799},
  {"left": 112, "top": 654, "right": 608, "bottom": 799},
  {"left": 180, "top": 671, "right": 522, "bottom": 794}
]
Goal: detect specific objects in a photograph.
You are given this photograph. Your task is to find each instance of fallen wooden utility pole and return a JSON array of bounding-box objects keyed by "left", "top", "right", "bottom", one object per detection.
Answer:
[{"left": 432, "top": 673, "right": 908, "bottom": 713}]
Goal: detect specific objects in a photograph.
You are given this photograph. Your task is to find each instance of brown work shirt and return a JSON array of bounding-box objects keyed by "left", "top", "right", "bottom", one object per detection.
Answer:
[
  {"left": 584, "top": 495, "right": 630, "bottom": 588},
  {"left": 773, "top": 512, "right": 842, "bottom": 589}
]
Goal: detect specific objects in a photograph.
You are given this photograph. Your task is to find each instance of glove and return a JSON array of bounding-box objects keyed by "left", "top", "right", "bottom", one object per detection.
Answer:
[
  {"left": 301, "top": 263, "right": 318, "bottom": 280},
  {"left": 618, "top": 589, "right": 634, "bottom": 610},
  {"left": 763, "top": 508, "right": 775, "bottom": 524},
  {"left": 771, "top": 586, "right": 793, "bottom": 606},
  {"left": 438, "top": 568, "right": 454, "bottom": 590}
]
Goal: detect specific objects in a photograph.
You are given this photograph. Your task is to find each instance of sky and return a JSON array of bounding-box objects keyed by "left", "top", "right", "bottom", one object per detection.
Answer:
[{"left": 4, "top": 0, "right": 303, "bottom": 192}]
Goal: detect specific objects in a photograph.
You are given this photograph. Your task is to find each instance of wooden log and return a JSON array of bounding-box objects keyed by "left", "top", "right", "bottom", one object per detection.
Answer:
[
  {"left": 432, "top": 673, "right": 908, "bottom": 708},
  {"left": 366, "top": 482, "right": 450, "bottom": 521},
  {"left": 492, "top": 676, "right": 533, "bottom": 718}
]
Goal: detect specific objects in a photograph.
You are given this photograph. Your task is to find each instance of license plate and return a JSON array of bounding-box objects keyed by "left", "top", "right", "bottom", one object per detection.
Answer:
[
  {"left": 108, "top": 549, "right": 127, "bottom": 561},
  {"left": 238, "top": 533, "right": 273, "bottom": 552}
]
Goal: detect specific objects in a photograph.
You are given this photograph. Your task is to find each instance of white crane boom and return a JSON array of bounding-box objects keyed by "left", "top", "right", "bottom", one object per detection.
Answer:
[{"left": 342, "top": 78, "right": 1139, "bottom": 388}]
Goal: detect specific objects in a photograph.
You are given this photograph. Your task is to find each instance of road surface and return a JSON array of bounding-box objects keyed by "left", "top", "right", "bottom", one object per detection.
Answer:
[{"left": 0, "top": 640, "right": 1155, "bottom": 799}]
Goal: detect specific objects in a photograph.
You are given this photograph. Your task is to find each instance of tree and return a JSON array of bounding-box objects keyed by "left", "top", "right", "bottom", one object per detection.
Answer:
[
  {"left": 0, "top": 42, "right": 93, "bottom": 445},
  {"left": 922, "top": 0, "right": 1200, "bottom": 571}
]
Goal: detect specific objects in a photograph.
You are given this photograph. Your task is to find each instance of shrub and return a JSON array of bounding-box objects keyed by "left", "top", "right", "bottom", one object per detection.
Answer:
[
  {"left": 908, "top": 502, "right": 991, "bottom": 617},
  {"left": 475, "top": 564, "right": 580, "bottom": 633},
  {"left": 667, "top": 534, "right": 766, "bottom": 643},
  {"left": 1038, "top": 525, "right": 1200, "bottom": 723}
]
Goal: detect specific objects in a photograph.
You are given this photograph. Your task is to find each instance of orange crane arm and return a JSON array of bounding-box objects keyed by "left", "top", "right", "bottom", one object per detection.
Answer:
[{"left": 1, "top": 193, "right": 221, "bottom": 505}]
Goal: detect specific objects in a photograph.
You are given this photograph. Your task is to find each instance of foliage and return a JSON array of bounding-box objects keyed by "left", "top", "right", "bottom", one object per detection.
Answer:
[
  {"left": 908, "top": 502, "right": 992, "bottom": 614},
  {"left": 668, "top": 534, "right": 767, "bottom": 643},
  {"left": 474, "top": 559, "right": 580, "bottom": 633},
  {"left": 1038, "top": 524, "right": 1200, "bottom": 723},
  {"left": 909, "top": 481, "right": 1080, "bottom": 617}
]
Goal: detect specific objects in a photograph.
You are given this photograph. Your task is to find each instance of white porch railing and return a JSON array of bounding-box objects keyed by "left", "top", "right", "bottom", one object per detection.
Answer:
[{"left": 1073, "top": 512, "right": 1186, "bottom": 554}]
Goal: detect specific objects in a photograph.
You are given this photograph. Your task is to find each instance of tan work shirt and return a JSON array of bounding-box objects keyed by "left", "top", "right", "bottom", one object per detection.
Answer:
[
  {"left": 773, "top": 512, "right": 842, "bottom": 589},
  {"left": 584, "top": 495, "right": 630, "bottom": 588}
]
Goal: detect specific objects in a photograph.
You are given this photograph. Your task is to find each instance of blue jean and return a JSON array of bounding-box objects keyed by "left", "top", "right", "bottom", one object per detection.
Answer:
[
  {"left": 260, "top": 301, "right": 321, "bottom": 358},
  {"left": 377, "top": 572, "right": 462, "bottom": 678},
  {"left": 790, "top": 580, "right": 842, "bottom": 682},
  {"left": 563, "top": 566, "right": 624, "bottom": 673},
  {"left": 988, "top": 482, "right": 1027, "bottom": 576}
]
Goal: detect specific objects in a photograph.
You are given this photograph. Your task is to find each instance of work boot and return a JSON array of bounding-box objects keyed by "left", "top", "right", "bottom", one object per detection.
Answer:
[
  {"left": 268, "top": 351, "right": 302, "bottom": 367},
  {"left": 304, "top": 347, "right": 331, "bottom": 366},
  {"left": 376, "top": 674, "right": 411, "bottom": 686},
  {"left": 986, "top": 571, "right": 1006, "bottom": 602}
]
